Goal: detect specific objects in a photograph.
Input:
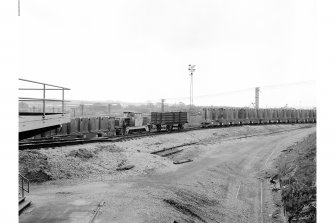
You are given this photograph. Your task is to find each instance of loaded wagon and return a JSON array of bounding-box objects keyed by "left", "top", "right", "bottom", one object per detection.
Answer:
[
  {"left": 200, "top": 107, "right": 316, "bottom": 127},
  {"left": 201, "top": 108, "right": 221, "bottom": 127},
  {"left": 150, "top": 112, "right": 188, "bottom": 132}
]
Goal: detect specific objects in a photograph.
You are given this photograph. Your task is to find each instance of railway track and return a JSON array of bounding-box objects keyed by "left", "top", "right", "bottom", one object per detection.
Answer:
[
  {"left": 150, "top": 142, "right": 198, "bottom": 157},
  {"left": 18, "top": 128, "right": 198, "bottom": 150},
  {"left": 18, "top": 133, "right": 155, "bottom": 150},
  {"left": 18, "top": 123, "right": 313, "bottom": 150}
]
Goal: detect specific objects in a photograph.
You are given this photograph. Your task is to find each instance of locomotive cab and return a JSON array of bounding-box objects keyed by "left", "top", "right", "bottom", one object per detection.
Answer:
[{"left": 115, "top": 112, "right": 149, "bottom": 135}]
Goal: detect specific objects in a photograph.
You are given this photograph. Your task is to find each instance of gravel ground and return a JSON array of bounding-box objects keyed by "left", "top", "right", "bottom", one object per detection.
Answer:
[
  {"left": 19, "top": 124, "right": 316, "bottom": 223},
  {"left": 20, "top": 144, "right": 177, "bottom": 185},
  {"left": 19, "top": 124, "right": 311, "bottom": 185},
  {"left": 113, "top": 124, "right": 312, "bottom": 153}
]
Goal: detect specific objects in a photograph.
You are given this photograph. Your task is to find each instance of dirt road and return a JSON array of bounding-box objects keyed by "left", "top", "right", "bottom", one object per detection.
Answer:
[{"left": 20, "top": 125, "right": 316, "bottom": 223}]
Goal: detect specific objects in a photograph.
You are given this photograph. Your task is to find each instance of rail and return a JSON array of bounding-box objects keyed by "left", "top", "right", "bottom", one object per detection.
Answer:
[
  {"left": 19, "top": 173, "right": 30, "bottom": 197},
  {"left": 19, "top": 78, "right": 71, "bottom": 117},
  {"left": 18, "top": 123, "right": 314, "bottom": 150}
]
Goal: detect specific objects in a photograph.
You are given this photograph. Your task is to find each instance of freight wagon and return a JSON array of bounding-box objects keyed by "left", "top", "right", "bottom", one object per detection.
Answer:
[
  {"left": 150, "top": 112, "right": 188, "bottom": 132},
  {"left": 201, "top": 108, "right": 316, "bottom": 127}
]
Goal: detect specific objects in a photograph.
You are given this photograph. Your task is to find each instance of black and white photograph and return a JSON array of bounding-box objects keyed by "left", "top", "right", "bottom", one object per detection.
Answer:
[{"left": 1, "top": 0, "right": 335, "bottom": 222}]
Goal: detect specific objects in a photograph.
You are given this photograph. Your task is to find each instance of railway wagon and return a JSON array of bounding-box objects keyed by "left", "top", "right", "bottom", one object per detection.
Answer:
[
  {"left": 150, "top": 112, "right": 188, "bottom": 132},
  {"left": 201, "top": 108, "right": 221, "bottom": 127},
  {"left": 201, "top": 108, "right": 316, "bottom": 128}
]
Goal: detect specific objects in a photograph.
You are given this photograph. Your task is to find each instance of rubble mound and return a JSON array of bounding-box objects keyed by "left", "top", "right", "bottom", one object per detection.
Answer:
[
  {"left": 19, "top": 150, "right": 52, "bottom": 182},
  {"left": 18, "top": 143, "right": 176, "bottom": 183}
]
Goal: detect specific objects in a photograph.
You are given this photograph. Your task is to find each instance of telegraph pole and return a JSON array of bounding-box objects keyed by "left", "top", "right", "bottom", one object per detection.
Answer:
[
  {"left": 255, "top": 87, "right": 260, "bottom": 109},
  {"left": 108, "top": 104, "right": 111, "bottom": 115},
  {"left": 188, "top": 64, "right": 196, "bottom": 109}
]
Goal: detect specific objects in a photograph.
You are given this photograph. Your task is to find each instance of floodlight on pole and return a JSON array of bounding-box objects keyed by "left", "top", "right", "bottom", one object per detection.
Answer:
[{"left": 188, "top": 64, "right": 196, "bottom": 109}]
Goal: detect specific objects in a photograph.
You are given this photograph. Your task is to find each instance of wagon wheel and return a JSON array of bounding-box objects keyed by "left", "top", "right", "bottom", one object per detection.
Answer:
[
  {"left": 178, "top": 124, "right": 184, "bottom": 130},
  {"left": 166, "top": 125, "right": 171, "bottom": 132}
]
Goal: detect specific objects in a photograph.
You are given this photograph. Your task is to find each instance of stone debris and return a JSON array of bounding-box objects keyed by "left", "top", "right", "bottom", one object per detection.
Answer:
[
  {"left": 116, "top": 164, "right": 135, "bottom": 171},
  {"left": 173, "top": 159, "right": 193, "bottom": 165}
]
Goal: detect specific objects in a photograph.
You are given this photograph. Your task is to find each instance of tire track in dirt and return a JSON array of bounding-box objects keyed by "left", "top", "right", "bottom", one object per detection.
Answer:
[{"left": 20, "top": 126, "right": 316, "bottom": 223}]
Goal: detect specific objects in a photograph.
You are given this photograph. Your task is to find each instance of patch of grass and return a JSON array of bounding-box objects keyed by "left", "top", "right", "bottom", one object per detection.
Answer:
[{"left": 275, "top": 133, "right": 316, "bottom": 222}]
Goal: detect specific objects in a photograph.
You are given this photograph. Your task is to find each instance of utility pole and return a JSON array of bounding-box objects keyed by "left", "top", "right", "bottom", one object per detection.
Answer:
[
  {"left": 255, "top": 87, "right": 260, "bottom": 109},
  {"left": 161, "top": 99, "right": 165, "bottom": 112},
  {"left": 18, "top": 0, "right": 20, "bottom": 16},
  {"left": 108, "top": 104, "right": 111, "bottom": 116},
  {"left": 71, "top": 108, "right": 76, "bottom": 117},
  {"left": 188, "top": 64, "right": 196, "bottom": 109}
]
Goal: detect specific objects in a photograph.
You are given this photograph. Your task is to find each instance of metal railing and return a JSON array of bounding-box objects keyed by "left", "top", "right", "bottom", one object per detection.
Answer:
[
  {"left": 19, "top": 174, "right": 29, "bottom": 198},
  {"left": 19, "top": 78, "right": 71, "bottom": 117}
]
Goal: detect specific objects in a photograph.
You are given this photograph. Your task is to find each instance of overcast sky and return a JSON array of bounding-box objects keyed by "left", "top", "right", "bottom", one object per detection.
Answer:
[{"left": 18, "top": 0, "right": 316, "bottom": 108}]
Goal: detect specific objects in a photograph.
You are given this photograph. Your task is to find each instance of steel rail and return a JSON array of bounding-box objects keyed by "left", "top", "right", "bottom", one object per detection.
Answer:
[
  {"left": 18, "top": 123, "right": 314, "bottom": 150},
  {"left": 89, "top": 201, "right": 105, "bottom": 223}
]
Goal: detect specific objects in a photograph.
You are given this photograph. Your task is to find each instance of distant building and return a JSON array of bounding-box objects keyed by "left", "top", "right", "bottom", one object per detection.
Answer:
[{"left": 19, "top": 102, "right": 29, "bottom": 112}]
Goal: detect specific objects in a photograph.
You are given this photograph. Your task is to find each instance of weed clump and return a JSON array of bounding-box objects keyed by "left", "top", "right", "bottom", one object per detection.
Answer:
[{"left": 275, "top": 133, "right": 316, "bottom": 222}]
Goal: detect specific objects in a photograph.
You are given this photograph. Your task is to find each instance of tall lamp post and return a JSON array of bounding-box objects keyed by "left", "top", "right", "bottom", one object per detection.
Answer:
[{"left": 188, "top": 64, "right": 196, "bottom": 109}]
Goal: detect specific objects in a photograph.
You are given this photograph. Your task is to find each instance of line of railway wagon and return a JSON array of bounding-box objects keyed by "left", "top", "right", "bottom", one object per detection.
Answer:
[
  {"left": 51, "top": 116, "right": 116, "bottom": 137},
  {"left": 37, "top": 112, "right": 188, "bottom": 138},
  {"left": 32, "top": 108, "right": 316, "bottom": 139},
  {"left": 201, "top": 107, "right": 316, "bottom": 127}
]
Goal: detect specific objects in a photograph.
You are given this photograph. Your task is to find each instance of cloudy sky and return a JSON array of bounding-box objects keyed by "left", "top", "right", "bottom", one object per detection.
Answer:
[{"left": 19, "top": 0, "right": 317, "bottom": 108}]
